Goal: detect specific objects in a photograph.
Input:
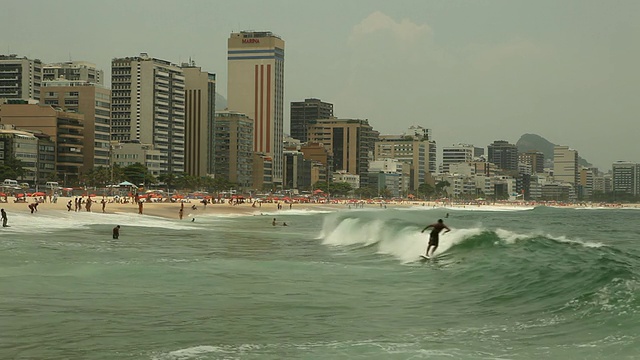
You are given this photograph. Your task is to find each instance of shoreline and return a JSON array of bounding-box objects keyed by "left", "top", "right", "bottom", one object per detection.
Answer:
[{"left": 1, "top": 196, "right": 638, "bottom": 222}]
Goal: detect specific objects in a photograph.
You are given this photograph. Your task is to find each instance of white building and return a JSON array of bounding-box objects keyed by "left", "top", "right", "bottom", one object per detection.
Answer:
[
  {"left": 111, "top": 53, "right": 186, "bottom": 175},
  {"left": 442, "top": 144, "right": 474, "bottom": 173},
  {"left": 333, "top": 170, "right": 360, "bottom": 189},
  {"left": 0, "top": 54, "right": 42, "bottom": 101},
  {"left": 612, "top": 161, "right": 640, "bottom": 196},
  {"left": 553, "top": 145, "right": 578, "bottom": 185},
  {"left": 111, "top": 142, "right": 163, "bottom": 177}
]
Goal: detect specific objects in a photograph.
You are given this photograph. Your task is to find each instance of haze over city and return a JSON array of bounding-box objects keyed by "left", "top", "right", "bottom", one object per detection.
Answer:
[{"left": 2, "top": 0, "right": 638, "bottom": 169}]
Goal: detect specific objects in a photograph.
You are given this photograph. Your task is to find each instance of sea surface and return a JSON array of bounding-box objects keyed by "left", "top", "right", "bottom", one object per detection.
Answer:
[{"left": 1, "top": 205, "right": 640, "bottom": 359}]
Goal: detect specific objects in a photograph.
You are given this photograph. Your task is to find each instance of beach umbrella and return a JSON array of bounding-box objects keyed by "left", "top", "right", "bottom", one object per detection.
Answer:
[
  {"left": 16, "top": 193, "right": 25, "bottom": 198},
  {"left": 118, "top": 181, "right": 136, "bottom": 187},
  {"left": 0, "top": 192, "right": 5, "bottom": 197},
  {"left": 31, "top": 192, "right": 46, "bottom": 197}
]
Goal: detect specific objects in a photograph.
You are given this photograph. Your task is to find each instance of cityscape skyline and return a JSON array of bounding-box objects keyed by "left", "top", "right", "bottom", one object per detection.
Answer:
[{"left": 2, "top": 0, "right": 638, "bottom": 169}]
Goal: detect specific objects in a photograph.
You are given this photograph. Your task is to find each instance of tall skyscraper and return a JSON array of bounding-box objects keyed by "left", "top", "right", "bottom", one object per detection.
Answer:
[
  {"left": 43, "top": 61, "right": 104, "bottom": 85},
  {"left": 488, "top": 140, "right": 518, "bottom": 172},
  {"left": 290, "top": 98, "right": 333, "bottom": 143},
  {"left": 182, "top": 62, "right": 216, "bottom": 177},
  {"left": 553, "top": 145, "right": 578, "bottom": 185},
  {"left": 0, "top": 54, "right": 42, "bottom": 101},
  {"left": 227, "top": 31, "right": 285, "bottom": 185},
  {"left": 111, "top": 53, "right": 186, "bottom": 175}
]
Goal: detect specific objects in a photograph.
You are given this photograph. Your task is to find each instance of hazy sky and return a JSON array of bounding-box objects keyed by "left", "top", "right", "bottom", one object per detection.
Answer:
[{"left": 3, "top": 0, "right": 639, "bottom": 169}]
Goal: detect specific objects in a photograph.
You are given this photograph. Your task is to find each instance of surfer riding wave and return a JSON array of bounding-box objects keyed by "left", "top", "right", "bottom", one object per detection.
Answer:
[{"left": 421, "top": 219, "right": 451, "bottom": 258}]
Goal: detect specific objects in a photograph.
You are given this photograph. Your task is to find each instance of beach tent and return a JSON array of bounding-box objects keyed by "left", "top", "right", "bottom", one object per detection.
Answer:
[{"left": 118, "top": 181, "right": 136, "bottom": 187}]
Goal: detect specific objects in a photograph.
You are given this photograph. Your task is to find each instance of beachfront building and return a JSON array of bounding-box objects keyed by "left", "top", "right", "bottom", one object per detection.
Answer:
[
  {"left": 182, "top": 62, "right": 216, "bottom": 177},
  {"left": 290, "top": 98, "right": 333, "bottom": 143},
  {"left": 612, "top": 161, "right": 640, "bottom": 196},
  {"left": 0, "top": 103, "right": 84, "bottom": 183},
  {"left": 0, "top": 54, "right": 43, "bottom": 101},
  {"left": 43, "top": 61, "right": 104, "bottom": 85},
  {"left": 111, "top": 141, "right": 163, "bottom": 178},
  {"left": 0, "top": 124, "right": 39, "bottom": 183},
  {"left": 519, "top": 150, "right": 545, "bottom": 174},
  {"left": 374, "top": 125, "right": 436, "bottom": 190},
  {"left": 442, "top": 144, "right": 474, "bottom": 173},
  {"left": 368, "top": 158, "right": 410, "bottom": 196},
  {"left": 111, "top": 53, "right": 186, "bottom": 175},
  {"left": 307, "top": 118, "right": 379, "bottom": 187},
  {"left": 227, "top": 31, "right": 285, "bottom": 187},
  {"left": 283, "top": 150, "right": 312, "bottom": 191},
  {"left": 553, "top": 146, "right": 579, "bottom": 186},
  {"left": 488, "top": 140, "right": 518, "bottom": 173},
  {"left": 41, "top": 79, "right": 111, "bottom": 171},
  {"left": 214, "top": 111, "right": 254, "bottom": 189}
]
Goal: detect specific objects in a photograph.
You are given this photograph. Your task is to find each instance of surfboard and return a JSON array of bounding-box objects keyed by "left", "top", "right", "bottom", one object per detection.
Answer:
[{"left": 420, "top": 254, "right": 430, "bottom": 261}]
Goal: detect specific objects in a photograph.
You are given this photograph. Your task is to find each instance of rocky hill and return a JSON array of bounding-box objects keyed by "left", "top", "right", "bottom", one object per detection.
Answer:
[{"left": 516, "top": 134, "right": 591, "bottom": 167}]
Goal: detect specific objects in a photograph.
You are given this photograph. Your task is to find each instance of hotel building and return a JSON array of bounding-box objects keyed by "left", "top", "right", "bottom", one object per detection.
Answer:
[{"left": 227, "top": 31, "right": 285, "bottom": 186}]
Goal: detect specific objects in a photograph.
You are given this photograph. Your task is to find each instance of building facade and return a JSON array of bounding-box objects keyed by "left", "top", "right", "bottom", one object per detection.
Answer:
[
  {"left": 214, "top": 111, "right": 254, "bottom": 188},
  {"left": 307, "top": 118, "right": 378, "bottom": 186},
  {"left": 0, "top": 103, "right": 84, "bottom": 183},
  {"left": 553, "top": 145, "right": 579, "bottom": 185},
  {"left": 227, "top": 31, "right": 285, "bottom": 185},
  {"left": 290, "top": 98, "right": 333, "bottom": 143},
  {"left": 488, "top": 140, "right": 518, "bottom": 172},
  {"left": 0, "top": 54, "right": 42, "bottom": 101},
  {"left": 182, "top": 63, "right": 216, "bottom": 177},
  {"left": 519, "top": 150, "right": 545, "bottom": 174},
  {"left": 612, "top": 161, "right": 640, "bottom": 196},
  {"left": 43, "top": 61, "right": 104, "bottom": 85},
  {"left": 111, "top": 141, "right": 163, "bottom": 177},
  {"left": 111, "top": 53, "right": 186, "bottom": 175},
  {"left": 0, "top": 124, "right": 39, "bottom": 183},
  {"left": 375, "top": 128, "right": 436, "bottom": 190},
  {"left": 442, "top": 144, "right": 474, "bottom": 173},
  {"left": 41, "top": 80, "right": 111, "bottom": 171}
]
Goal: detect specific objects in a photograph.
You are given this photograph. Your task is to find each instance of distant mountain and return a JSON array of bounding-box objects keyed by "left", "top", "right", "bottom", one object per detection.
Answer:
[
  {"left": 215, "top": 92, "right": 227, "bottom": 111},
  {"left": 516, "top": 133, "right": 592, "bottom": 167}
]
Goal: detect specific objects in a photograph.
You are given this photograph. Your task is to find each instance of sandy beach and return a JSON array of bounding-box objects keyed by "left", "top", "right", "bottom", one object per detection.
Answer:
[{"left": 1, "top": 196, "right": 635, "bottom": 224}]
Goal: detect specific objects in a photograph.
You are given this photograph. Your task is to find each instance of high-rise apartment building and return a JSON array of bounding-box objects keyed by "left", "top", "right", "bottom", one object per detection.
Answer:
[
  {"left": 111, "top": 54, "right": 186, "bottom": 175},
  {"left": 488, "top": 140, "right": 518, "bottom": 172},
  {"left": 307, "top": 118, "right": 379, "bottom": 186},
  {"left": 519, "top": 150, "right": 545, "bottom": 174},
  {"left": 214, "top": 111, "right": 254, "bottom": 188},
  {"left": 612, "top": 161, "right": 640, "bottom": 196},
  {"left": 290, "top": 98, "right": 333, "bottom": 143},
  {"left": 0, "top": 103, "right": 84, "bottom": 183},
  {"left": 0, "top": 54, "right": 42, "bottom": 101},
  {"left": 442, "top": 144, "right": 474, "bottom": 173},
  {"left": 375, "top": 126, "right": 436, "bottom": 190},
  {"left": 41, "top": 79, "right": 111, "bottom": 170},
  {"left": 553, "top": 145, "right": 579, "bottom": 185},
  {"left": 182, "top": 63, "right": 216, "bottom": 177},
  {"left": 227, "top": 31, "right": 285, "bottom": 185},
  {"left": 43, "top": 61, "right": 104, "bottom": 85}
]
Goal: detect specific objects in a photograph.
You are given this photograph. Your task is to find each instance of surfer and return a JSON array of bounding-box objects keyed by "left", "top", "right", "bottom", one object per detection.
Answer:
[
  {"left": 113, "top": 225, "right": 120, "bottom": 239},
  {"left": 1, "top": 208, "right": 7, "bottom": 227},
  {"left": 421, "top": 219, "right": 451, "bottom": 258}
]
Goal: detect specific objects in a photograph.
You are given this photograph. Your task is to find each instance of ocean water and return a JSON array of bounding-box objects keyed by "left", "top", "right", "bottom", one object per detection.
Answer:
[{"left": 1, "top": 205, "right": 640, "bottom": 359}]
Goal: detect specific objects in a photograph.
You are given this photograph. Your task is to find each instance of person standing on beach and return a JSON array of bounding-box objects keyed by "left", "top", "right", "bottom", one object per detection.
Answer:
[
  {"left": 113, "top": 225, "right": 120, "bottom": 239},
  {"left": 1, "top": 208, "right": 7, "bottom": 227},
  {"left": 421, "top": 219, "right": 451, "bottom": 258},
  {"left": 101, "top": 198, "right": 106, "bottom": 213},
  {"left": 179, "top": 202, "right": 184, "bottom": 220},
  {"left": 138, "top": 200, "right": 143, "bottom": 215}
]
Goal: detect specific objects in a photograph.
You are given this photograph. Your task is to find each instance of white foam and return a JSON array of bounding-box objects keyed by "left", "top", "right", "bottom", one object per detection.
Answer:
[
  {"left": 493, "top": 228, "right": 604, "bottom": 248},
  {"left": 2, "top": 210, "right": 199, "bottom": 234},
  {"left": 155, "top": 345, "right": 224, "bottom": 360}
]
